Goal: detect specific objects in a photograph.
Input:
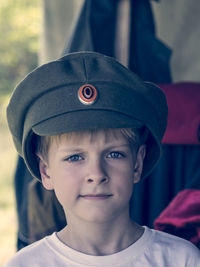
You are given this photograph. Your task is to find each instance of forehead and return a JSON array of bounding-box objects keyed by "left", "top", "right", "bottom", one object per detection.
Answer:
[{"left": 52, "top": 129, "right": 133, "bottom": 147}]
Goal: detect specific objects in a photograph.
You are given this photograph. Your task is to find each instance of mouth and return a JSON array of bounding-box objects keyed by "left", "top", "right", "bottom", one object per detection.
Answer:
[{"left": 79, "top": 194, "right": 113, "bottom": 200}]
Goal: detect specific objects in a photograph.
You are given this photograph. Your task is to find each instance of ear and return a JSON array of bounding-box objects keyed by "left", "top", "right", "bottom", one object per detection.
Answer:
[
  {"left": 133, "top": 144, "right": 146, "bottom": 184},
  {"left": 38, "top": 155, "right": 54, "bottom": 190}
]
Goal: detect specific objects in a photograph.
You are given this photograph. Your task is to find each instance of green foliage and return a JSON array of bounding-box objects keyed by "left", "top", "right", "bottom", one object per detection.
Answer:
[{"left": 0, "top": 0, "right": 40, "bottom": 96}]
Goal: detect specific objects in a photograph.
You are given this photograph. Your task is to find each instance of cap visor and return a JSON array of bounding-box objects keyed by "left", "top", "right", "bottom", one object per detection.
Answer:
[{"left": 32, "top": 110, "right": 143, "bottom": 136}]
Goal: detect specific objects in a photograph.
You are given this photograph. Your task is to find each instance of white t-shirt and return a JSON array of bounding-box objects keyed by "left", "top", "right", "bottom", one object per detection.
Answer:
[{"left": 4, "top": 227, "right": 200, "bottom": 267}]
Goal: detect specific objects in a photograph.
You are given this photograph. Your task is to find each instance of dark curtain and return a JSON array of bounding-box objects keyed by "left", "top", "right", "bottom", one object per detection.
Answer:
[{"left": 63, "top": 0, "right": 171, "bottom": 84}]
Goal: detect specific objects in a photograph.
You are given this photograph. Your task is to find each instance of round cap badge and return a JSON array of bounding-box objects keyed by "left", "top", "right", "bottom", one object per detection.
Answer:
[{"left": 78, "top": 84, "right": 97, "bottom": 105}]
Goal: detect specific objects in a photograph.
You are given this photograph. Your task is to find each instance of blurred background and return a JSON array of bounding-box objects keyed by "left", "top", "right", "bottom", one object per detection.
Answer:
[
  {"left": 0, "top": 0, "right": 40, "bottom": 264},
  {"left": 1, "top": 0, "right": 200, "bottom": 265}
]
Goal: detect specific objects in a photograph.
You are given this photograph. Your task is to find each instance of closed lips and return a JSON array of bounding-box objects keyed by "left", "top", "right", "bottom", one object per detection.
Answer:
[{"left": 80, "top": 194, "right": 112, "bottom": 199}]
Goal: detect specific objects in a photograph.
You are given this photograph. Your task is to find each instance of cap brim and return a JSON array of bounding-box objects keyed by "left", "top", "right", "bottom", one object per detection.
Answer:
[{"left": 32, "top": 110, "right": 143, "bottom": 136}]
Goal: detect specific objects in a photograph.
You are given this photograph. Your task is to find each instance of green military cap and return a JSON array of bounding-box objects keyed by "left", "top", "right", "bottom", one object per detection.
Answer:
[{"left": 7, "top": 51, "right": 168, "bottom": 180}]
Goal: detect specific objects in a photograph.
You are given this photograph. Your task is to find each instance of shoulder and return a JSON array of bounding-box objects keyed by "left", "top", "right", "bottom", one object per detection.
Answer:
[
  {"left": 3, "top": 233, "right": 55, "bottom": 267},
  {"left": 148, "top": 228, "right": 200, "bottom": 265},
  {"left": 152, "top": 228, "right": 198, "bottom": 249}
]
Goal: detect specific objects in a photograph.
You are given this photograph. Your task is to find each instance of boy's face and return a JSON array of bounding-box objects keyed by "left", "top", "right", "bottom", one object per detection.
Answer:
[{"left": 39, "top": 130, "right": 145, "bottom": 224}]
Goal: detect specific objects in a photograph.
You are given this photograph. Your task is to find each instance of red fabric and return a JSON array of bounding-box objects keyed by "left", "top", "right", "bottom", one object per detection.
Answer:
[
  {"left": 158, "top": 83, "right": 200, "bottom": 144},
  {"left": 154, "top": 189, "right": 200, "bottom": 248}
]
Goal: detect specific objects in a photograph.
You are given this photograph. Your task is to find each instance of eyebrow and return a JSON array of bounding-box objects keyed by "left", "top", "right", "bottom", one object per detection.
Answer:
[
  {"left": 58, "top": 144, "right": 130, "bottom": 153},
  {"left": 58, "top": 148, "right": 85, "bottom": 153},
  {"left": 104, "top": 144, "right": 130, "bottom": 149}
]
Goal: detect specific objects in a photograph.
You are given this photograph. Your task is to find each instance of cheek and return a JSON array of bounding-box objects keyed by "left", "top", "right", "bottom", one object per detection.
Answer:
[
  {"left": 115, "top": 178, "right": 134, "bottom": 196},
  {"left": 108, "top": 159, "right": 134, "bottom": 179},
  {"left": 109, "top": 163, "right": 134, "bottom": 197},
  {"left": 53, "top": 178, "right": 78, "bottom": 209},
  {"left": 50, "top": 168, "right": 82, "bottom": 205}
]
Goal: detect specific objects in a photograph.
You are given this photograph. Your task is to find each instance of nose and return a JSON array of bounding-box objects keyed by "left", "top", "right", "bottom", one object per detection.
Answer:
[{"left": 85, "top": 158, "right": 109, "bottom": 185}]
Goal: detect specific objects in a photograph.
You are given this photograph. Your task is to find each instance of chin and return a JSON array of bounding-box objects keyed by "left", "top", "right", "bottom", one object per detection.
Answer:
[{"left": 78, "top": 208, "right": 124, "bottom": 224}]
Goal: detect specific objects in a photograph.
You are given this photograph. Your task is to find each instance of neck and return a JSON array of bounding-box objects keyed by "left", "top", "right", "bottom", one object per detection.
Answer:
[{"left": 57, "top": 213, "right": 144, "bottom": 256}]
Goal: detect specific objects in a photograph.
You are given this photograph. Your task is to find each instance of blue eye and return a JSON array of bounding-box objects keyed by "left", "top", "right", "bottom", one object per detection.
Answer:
[
  {"left": 107, "top": 152, "right": 124, "bottom": 159},
  {"left": 65, "top": 154, "right": 83, "bottom": 162}
]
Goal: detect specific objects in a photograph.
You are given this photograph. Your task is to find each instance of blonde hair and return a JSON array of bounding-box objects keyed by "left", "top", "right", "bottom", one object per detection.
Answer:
[{"left": 36, "top": 128, "right": 148, "bottom": 161}]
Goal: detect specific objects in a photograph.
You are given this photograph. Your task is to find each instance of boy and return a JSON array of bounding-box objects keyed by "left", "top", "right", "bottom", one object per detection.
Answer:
[{"left": 5, "top": 52, "right": 200, "bottom": 266}]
